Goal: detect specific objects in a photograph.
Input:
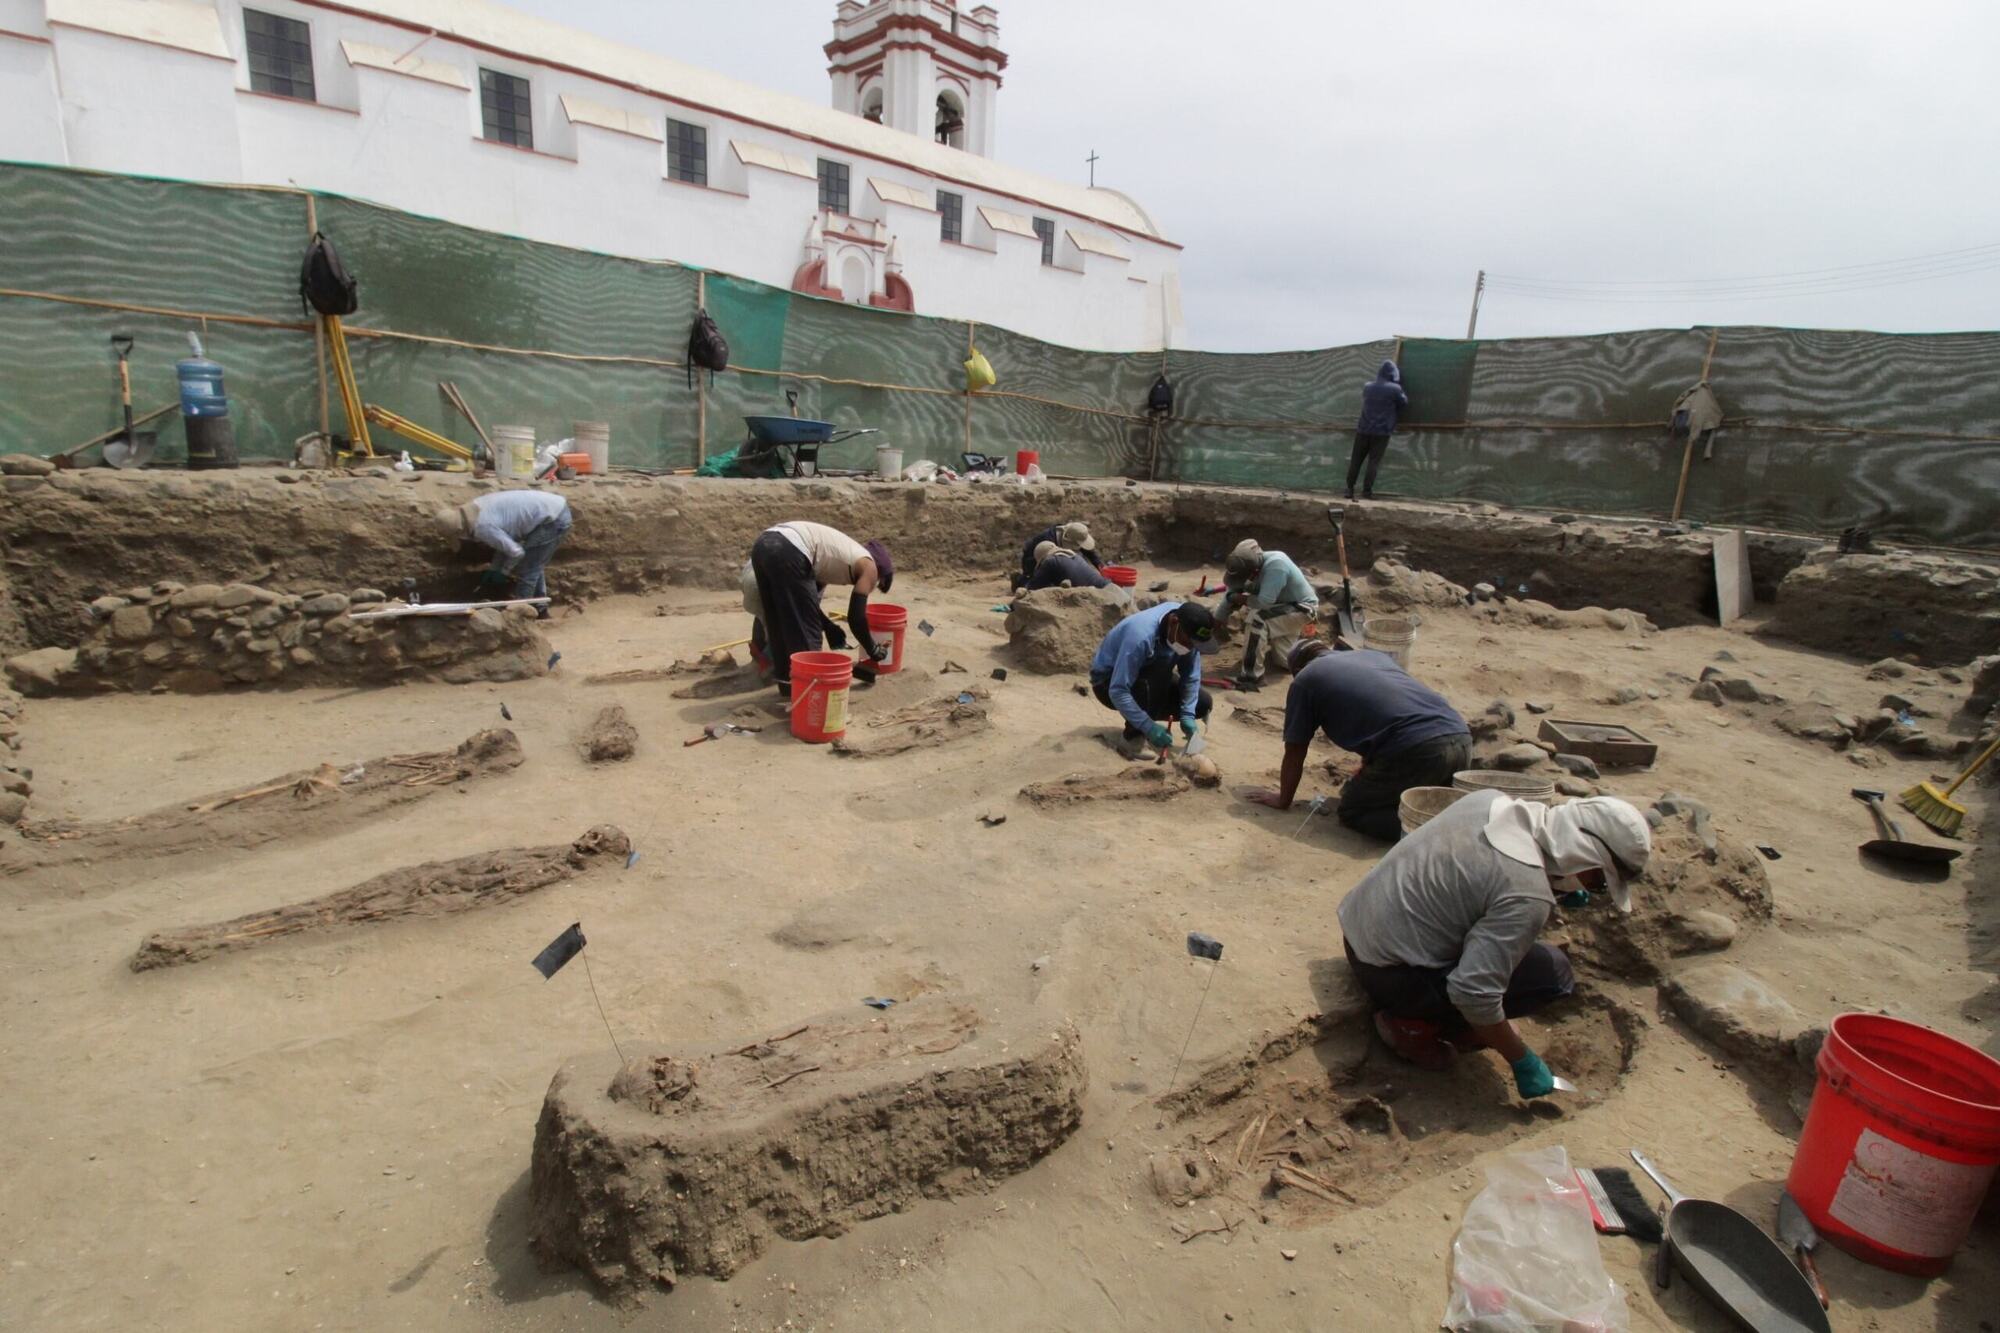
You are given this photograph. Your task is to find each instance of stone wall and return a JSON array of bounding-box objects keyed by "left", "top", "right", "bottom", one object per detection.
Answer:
[
  {"left": 4, "top": 581, "right": 550, "bottom": 696},
  {"left": 0, "top": 686, "right": 26, "bottom": 826}
]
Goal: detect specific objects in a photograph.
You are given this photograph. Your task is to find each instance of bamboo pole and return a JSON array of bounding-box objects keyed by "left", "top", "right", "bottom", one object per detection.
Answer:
[
  {"left": 1671, "top": 327, "right": 1723, "bottom": 520},
  {"left": 695, "top": 271, "right": 707, "bottom": 467},
  {"left": 963, "top": 319, "right": 975, "bottom": 458},
  {"left": 306, "top": 195, "right": 329, "bottom": 440}
]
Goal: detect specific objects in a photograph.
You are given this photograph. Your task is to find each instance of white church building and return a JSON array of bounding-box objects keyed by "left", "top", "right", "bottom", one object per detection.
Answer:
[{"left": 0, "top": 0, "right": 1185, "bottom": 350}]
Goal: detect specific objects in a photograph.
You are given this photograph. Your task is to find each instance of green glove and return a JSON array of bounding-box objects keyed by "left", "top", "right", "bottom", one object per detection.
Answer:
[
  {"left": 1510, "top": 1049, "right": 1555, "bottom": 1099},
  {"left": 478, "top": 568, "right": 510, "bottom": 589},
  {"left": 1558, "top": 888, "right": 1591, "bottom": 910},
  {"left": 1178, "top": 715, "right": 1201, "bottom": 739},
  {"left": 1145, "top": 722, "right": 1173, "bottom": 749}
]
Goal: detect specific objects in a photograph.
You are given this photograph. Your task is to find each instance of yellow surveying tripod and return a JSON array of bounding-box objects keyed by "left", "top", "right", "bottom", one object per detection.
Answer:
[{"left": 322, "top": 315, "right": 478, "bottom": 469}]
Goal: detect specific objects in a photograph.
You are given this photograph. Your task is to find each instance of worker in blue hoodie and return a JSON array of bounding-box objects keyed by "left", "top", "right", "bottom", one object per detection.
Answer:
[
  {"left": 1089, "top": 601, "right": 1218, "bottom": 759},
  {"left": 1347, "top": 360, "right": 1410, "bottom": 500}
]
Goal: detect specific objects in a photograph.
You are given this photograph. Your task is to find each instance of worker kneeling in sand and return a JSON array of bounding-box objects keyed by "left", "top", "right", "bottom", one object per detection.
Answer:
[
  {"left": 1014, "top": 520, "right": 1102, "bottom": 590},
  {"left": 1248, "top": 639, "right": 1471, "bottom": 841},
  {"left": 1215, "top": 539, "right": 1318, "bottom": 691},
  {"left": 1338, "top": 791, "right": 1651, "bottom": 1096},
  {"left": 1026, "top": 539, "right": 1110, "bottom": 591},
  {"left": 748, "top": 521, "right": 893, "bottom": 693},
  {"left": 443, "top": 490, "right": 572, "bottom": 614},
  {"left": 1089, "top": 601, "right": 1218, "bottom": 759}
]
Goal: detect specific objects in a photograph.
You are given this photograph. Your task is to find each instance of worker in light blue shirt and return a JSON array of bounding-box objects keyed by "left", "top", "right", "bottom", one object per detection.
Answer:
[
  {"left": 1088, "top": 601, "right": 1218, "bottom": 759},
  {"left": 441, "top": 489, "right": 572, "bottom": 613},
  {"left": 1216, "top": 539, "right": 1319, "bottom": 691}
]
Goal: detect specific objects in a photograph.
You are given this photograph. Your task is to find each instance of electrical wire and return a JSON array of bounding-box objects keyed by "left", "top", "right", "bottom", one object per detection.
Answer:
[{"left": 1486, "top": 242, "right": 2000, "bottom": 304}]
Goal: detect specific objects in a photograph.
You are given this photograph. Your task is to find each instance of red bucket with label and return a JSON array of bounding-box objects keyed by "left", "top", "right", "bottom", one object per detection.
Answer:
[
  {"left": 865, "top": 602, "right": 908, "bottom": 674},
  {"left": 1100, "top": 564, "right": 1138, "bottom": 588},
  {"left": 1015, "top": 450, "right": 1039, "bottom": 475},
  {"left": 1786, "top": 1013, "right": 2000, "bottom": 1273},
  {"left": 788, "top": 651, "right": 853, "bottom": 743}
]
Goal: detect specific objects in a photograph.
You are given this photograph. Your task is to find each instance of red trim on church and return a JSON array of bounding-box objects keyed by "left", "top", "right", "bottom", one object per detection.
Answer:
[
  {"left": 824, "top": 15, "right": 1009, "bottom": 71},
  {"left": 870, "top": 273, "right": 915, "bottom": 312},
  {"left": 790, "top": 258, "right": 844, "bottom": 301}
]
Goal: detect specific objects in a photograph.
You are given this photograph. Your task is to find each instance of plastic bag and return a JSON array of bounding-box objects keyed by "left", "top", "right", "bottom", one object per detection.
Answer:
[
  {"left": 964, "top": 348, "right": 996, "bottom": 391},
  {"left": 1443, "top": 1146, "right": 1627, "bottom": 1333}
]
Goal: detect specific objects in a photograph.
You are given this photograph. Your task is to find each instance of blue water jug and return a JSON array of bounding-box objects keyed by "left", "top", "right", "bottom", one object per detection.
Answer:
[{"left": 177, "top": 332, "right": 229, "bottom": 418}]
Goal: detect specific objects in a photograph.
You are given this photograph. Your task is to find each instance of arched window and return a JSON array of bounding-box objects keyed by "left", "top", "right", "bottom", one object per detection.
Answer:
[
  {"left": 860, "top": 86, "right": 884, "bottom": 124},
  {"left": 934, "top": 90, "right": 965, "bottom": 147},
  {"left": 839, "top": 253, "right": 870, "bottom": 304}
]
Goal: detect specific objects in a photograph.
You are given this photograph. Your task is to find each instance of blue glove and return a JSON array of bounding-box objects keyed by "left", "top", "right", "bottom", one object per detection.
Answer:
[
  {"left": 1558, "top": 888, "right": 1591, "bottom": 910},
  {"left": 1178, "top": 715, "right": 1201, "bottom": 739},
  {"left": 1145, "top": 722, "right": 1173, "bottom": 749},
  {"left": 1510, "top": 1050, "right": 1555, "bottom": 1099}
]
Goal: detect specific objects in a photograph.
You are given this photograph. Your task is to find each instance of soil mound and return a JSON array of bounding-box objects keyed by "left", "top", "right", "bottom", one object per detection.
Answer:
[
  {"left": 579, "top": 705, "right": 638, "bottom": 762},
  {"left": 529, "top": 995, "right": 1085, "bottom": 1300},
  {"left": 11, "top": 728, "right": 525, "bottom": 876},
  {"left": 131, "top": 824, "right": 628, "bottom": 970},
  {"left": 1004, "top": 586, "right": 1136, "bottom": 673}
]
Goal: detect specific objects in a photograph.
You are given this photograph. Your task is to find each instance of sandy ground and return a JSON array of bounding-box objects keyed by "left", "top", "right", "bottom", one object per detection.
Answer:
[{"left": 2, "top": 560, "right": 1995, "bottom": 1332}]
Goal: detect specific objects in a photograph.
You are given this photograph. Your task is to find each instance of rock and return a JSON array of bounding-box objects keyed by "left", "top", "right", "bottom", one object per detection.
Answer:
[
  {"left": 300, "top": 593, "right": 349, "bottom": 616},
  {"left": 1004, "top": 586, "right": 1134, "bottom": 674},
  {"left": 1472, "top": 582, "right": 1497, "bottom": 602},
  {"left": 529, "top": 996, "right": 1085, "bottom": 1297},
  {"left": 1362, "top": 559, "right": 1469, "bottom": 611},
  {"left": 0, "top": 790, "right": 27, "bottom": 824},
  {"left": 213, "top": 585, "right": 262, "bottom": 610},
  {"left": 1775, "top": 705, "right": 1855, "bottom": 747},
  {"left": 1550, "top": 753, "right": 1600, "bottom": 779},
  {"left": 248, "top": 604, "right": 287, "bottom": 630},
  {"left": 1610, "top": 686, "right": 1643, "bottom": 705},
  {"left": 580, "top": 705, "right": 639, "bottom": 763},
  {"left": 1661, "top": 962, "right": 1810, "bottom": 1069},
  {"left": 1525, "top": 700, "right": 1553, "bottom": 714},
  {"left": 276, "top": 471, "right": 304, "bottom": 483},
  {"left": 169, "top": 585, "right": 224, "bottom": 609},
  {"left": 1713, "top": 650, "right": 1737, "bottom": 663},
  {"left": 0, "top": 769, "right": 28, "bottom": 797},
  {"left": 4, "top": 647, "right": 78, "bottom": 696},
  {"left": 1, "top": 454, "right": 57, "bottom": 476},
  {"left": 1554, "top": 777, "right": 1597, "bottom": 798},
  {"left": 1865, "top": 658, "right": 1908, "bottom": 681},
  {"left": 1493, "top": 743, "right": 1548, "bottom": 771},
  {"left": 139, "top": 641, "right": 174, "bottom": 666},
  {"left": 350, "top": 588, "right": 387, "bottom": 605},
  {"left": 107, "top": 605, "right": 154, "bottom": 641},
  {"left": 1702, "top": 672, "right": 1774, "bottom": 704},
  {"left": 1690, "top": 680, "right": 1724, "bottom": 705},
  {"left": 1680, "top": 911, "right": 1739, "bottom": 951},
  {"left": 88, "top": 595, "right": 131, "bottom": 618},
  {"left": 1526, "top": 570, "right": 1558, "bottom": 600}
]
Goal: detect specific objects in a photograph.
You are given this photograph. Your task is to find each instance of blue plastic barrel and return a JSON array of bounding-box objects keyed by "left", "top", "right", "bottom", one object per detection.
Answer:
[{"left": 177, "top": 337, "right": 229, "bottom": 418}]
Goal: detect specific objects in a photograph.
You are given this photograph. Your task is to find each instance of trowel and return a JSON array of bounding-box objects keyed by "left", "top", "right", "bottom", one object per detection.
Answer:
[{"left": 1777, "top": 1190, "right": 1831, "bottom": 1309}]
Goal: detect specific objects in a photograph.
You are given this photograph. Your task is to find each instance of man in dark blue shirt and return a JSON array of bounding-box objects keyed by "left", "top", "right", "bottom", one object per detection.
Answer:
[
  {"left": 1026, "top": 540, "right": 1110, "bottom": 591},
  {"left": 1347, "top": 360, "right": 1409, "bottom": 501},
  {"left": 1248, "top": 638, "right": 1470, "bottom": 840}
]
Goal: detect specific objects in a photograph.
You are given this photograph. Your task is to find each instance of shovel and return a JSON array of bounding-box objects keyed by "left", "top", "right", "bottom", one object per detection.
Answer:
[
  {"left": 102, "top": 333, "right": 158, "bottom": 470},
  {"left": 1851, "top": 787, "right": 1960, "bottom": 867},
  {"left": 1777, "top": 1190, "right": 1830, "bottom": 1310},
  {"left": 1326, "top": 505, "right": 1364, "bottom": 644}
]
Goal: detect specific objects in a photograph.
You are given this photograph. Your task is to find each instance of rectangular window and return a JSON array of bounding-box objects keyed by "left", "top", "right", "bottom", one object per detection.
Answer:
[
  {"left": 244, "top": 8, "right": 315, "bottom": 102},
  {"left": 818, "top": 158, "right": 851, "bottom": 214},
  {"left": 666, "top": 118, "right": 707, "bottom": 186},
  {"left": 480, "top": 68, "right": 534, "bottom": 149},
  {"left": 938, "top": 190, "right": 963, "bottom": 243},
  {"left": 1033, "top": 216, "right": 1056, "bottom": 266}
]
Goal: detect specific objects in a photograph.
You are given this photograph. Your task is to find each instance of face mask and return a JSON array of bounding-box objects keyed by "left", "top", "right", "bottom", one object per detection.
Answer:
[{"left": 1170, "top": 641, "right": 1192, "bottom": 656}]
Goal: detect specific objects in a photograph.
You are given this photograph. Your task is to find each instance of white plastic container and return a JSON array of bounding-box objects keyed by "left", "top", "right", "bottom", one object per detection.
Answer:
[
  {"left": 492, "top": 424, "right": 536, "bottom": 480},
  {"left": 875, "top": 444, "right": 903, "bottom": 479},
  {"left": 573, "top": 421, "right": 610, "bottom": 476},
  {"left": 1361, "top": 615, "right": 1419, "bottom": 669}
]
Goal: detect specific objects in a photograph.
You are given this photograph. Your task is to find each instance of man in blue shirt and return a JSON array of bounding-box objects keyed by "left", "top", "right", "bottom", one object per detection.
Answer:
[
  {"left": 1089, "top": 601, "right": 1218, "bottom": 759},
  {"left": 1248, "top": 638, "right": 1471, "bottom": 840},
  {"left": 1347, "top": 360, "right": 1409, "bottom": 501},
  {"left": 445, "top": 489, "right": 572, "bottom": 614},
  {"left": 1216, "top": 539, "right": 1319, "bottom": 691}
]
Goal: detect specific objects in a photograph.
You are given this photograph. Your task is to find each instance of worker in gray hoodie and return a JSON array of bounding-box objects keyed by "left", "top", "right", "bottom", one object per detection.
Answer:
[
  {"left": 1336, "top": 790, "right": 1651, "bottom": 1098},
  {"left": 1346, "top": 360, "right": 1409, "bottom": 500}
]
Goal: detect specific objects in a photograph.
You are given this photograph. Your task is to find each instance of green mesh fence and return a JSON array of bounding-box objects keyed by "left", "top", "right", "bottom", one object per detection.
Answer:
[{"left": 4, "top": 161, "right": 1999, "bottom": 548}]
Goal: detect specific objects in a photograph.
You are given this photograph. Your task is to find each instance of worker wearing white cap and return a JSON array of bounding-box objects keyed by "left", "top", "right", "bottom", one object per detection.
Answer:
[{"left": 1336, "top": 790, "right": 1651, "bottom": 1098}]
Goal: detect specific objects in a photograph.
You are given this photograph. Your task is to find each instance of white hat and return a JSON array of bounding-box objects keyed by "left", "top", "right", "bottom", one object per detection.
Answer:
[{"left": 1483, "top": 795, "right": 1653, "bottom": 912}]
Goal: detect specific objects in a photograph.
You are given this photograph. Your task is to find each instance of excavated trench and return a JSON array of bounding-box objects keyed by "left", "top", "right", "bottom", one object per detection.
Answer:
[{"left": 2, "top": 470, "right": 1994, "bottom": 664}]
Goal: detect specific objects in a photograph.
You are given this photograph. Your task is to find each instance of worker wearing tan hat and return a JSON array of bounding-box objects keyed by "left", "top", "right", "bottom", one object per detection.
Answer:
[
  {"left": 1014, "top": 521, "right": 1101, "bottom": 589},
  {"left": 440, "top": 490, "right": 571, "bottom": 614}
]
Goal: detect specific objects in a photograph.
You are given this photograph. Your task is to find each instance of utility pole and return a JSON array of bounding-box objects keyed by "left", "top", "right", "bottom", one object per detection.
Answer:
[
  {"left": 1466, "top": 269, "right": 1486, "bottom": 339},
  {"left": 1085, "top": 149, "right": 1100, "bottom": 187}
]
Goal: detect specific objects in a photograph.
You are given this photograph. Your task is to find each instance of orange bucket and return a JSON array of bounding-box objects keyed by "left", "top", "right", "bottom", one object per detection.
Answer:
[
  {"left": 788, "top": 651, "right": 853, "bottom": 743},
  {"left": 1100, "top": 564, "right": 1139, "bottom": 588},
  {"left": 557, "top": 451, "right": 592, "bottom": 474},
  {"left": 865, "top": 603, "right": 908, "bottom": 673}
]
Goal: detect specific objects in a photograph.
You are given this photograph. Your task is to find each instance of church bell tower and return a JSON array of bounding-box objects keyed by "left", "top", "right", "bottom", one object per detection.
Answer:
[{"left": 827, "top": 1, "right": 1006, "bottom": 157}]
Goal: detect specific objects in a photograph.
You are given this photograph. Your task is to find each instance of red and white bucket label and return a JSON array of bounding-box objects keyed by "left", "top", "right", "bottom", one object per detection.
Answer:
[{"left": 1828, "top": 1128, "right": 1991, "bottom": 1259}]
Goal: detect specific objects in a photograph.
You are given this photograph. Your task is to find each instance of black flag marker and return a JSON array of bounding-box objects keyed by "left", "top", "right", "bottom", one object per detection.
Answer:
[
  {"left": 532, "top": 922, "right": 586, "bottom": 978},
  {"left": 1186, "top": 932, "right": 1224, "bottom": 961},
  {"left": 917, "top": 619, "right": 936, "bottom": 637}
]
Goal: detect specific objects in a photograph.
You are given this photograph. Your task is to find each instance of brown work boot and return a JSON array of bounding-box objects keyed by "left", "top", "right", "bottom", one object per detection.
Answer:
[{"left": 1373, "top": 1011, "right": 1456, "bottom": 1072}]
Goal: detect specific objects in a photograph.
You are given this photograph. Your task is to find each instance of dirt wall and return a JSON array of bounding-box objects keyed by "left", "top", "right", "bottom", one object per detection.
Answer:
[{"left": 2, "top": 469, "right": 1993, "bottom": 665}]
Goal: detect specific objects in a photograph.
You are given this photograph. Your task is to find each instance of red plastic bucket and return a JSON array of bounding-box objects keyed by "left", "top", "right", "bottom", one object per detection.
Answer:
[
  {"left": 788, "top": 651, "right": 853, "bottom": 743},
  {"left": 1100, "top": 564, "right": 1138, "bottom": 588},
  {"left": 1015, "top": 450, "right": 1039, "bottom": 474},
  {"left": 865, "top": 603, "right": 908, "bottom": 674},
  {"left": 1786, "top": 1013, "right": 2000, "bottom": 1274}
]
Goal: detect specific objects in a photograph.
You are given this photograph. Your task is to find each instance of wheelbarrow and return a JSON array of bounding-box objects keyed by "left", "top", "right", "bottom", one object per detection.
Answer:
[{"left": 742, "top": 415, "right": 878, "bottom": 478}]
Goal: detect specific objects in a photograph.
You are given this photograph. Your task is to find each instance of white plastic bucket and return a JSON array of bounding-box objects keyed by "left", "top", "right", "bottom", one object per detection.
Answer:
[
  {"left": 1399, "top": 785, "right": 1467, "bottom": 837},
  {"left": 1361, "top": 615, "right": 1419, "bottom": 669},
  {"left": 875, "top": 445, "right": 904, "bottom": 479},
  {"left": 1452, "top": 770, "right": 1559, "bottom": 803},
  {"left": 573, "top": 421, "right": 610, "bottom": 476},
  {"left": 492, "top": 424, "right": 536, "bottom": 480}
]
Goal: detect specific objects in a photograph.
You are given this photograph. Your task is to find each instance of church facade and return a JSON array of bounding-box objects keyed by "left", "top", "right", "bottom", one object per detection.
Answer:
[{"left": 0, "top": 0, "right": 1184, "bottom": 350}]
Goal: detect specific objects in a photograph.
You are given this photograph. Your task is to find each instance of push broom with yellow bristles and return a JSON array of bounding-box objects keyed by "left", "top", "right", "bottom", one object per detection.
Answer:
[{"left": 1901, "top": 732, "right": 2000, "bottom": 837}]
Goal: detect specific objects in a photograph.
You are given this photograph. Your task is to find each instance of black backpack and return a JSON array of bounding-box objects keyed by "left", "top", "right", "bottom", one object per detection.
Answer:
[
  {"left": 299, "top": 231, "right": 359, "bottom": 317},
  {"left": 1147, "top": 373, "right": 1174, "bottom": 415},
  {"left": 687, "top": 308, "right": 729, "bottom": 386}
]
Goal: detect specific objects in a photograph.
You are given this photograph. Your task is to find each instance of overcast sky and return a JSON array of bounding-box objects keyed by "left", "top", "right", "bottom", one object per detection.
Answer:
[{"left": 507, "top": 0, "right": 2000, "bottom": 351}]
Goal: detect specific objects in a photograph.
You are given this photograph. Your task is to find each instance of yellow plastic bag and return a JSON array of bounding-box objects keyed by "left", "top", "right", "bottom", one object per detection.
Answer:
[{"left": 964, "top": 348, "right": 996, "bottom": 392}]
